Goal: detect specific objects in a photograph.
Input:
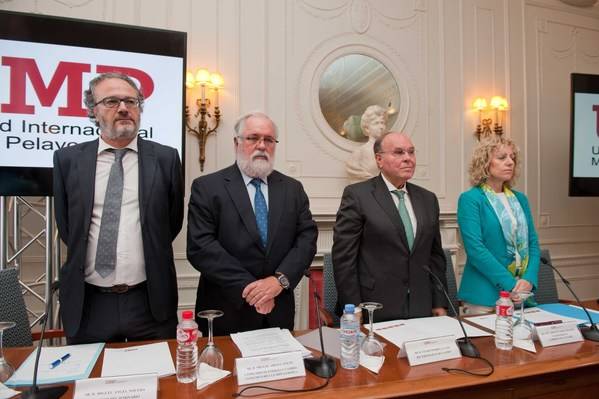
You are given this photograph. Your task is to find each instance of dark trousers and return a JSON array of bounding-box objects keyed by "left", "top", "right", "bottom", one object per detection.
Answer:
[{"left": 67, "top": 283, "right": 177, "bottom": 344}]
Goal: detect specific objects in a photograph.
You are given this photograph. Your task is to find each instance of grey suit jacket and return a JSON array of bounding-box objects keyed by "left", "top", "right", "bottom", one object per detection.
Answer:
[
  {"left": 332, "top": 175, "right": 447, "bottom": 322},
  {"left": 53, "top": 137, "right": 184, "bottom": 337},
  {"left": 187, "top": 164, "right": 317, "bottom": 335}
]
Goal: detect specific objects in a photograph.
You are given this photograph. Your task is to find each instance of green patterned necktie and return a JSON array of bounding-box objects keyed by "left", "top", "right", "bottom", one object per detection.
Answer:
[{"left": 392, "top": 190, "right": 414, "bottom": 250}]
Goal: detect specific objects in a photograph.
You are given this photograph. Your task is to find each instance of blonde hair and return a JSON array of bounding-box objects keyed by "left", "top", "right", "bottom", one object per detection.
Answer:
[{"left": 468, "top": 136, "right": 520, "bottom": 187}]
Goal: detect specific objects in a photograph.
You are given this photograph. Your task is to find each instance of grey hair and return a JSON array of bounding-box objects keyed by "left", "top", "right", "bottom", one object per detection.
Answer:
[
  {"left": 233, "top": 111, "right": 278, "bottom": 139},
  {"left": 84, "top": 72, "right": 144, "bottom": 127}
]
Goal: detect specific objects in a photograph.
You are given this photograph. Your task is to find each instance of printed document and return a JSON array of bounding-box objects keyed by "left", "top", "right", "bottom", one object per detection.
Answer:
[{"left": 101, "top": 342, "right": 175, "bottom": 378}]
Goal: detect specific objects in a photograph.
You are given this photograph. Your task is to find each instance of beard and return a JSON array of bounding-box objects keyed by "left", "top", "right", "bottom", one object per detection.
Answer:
[
  {"left": 100, "top": 119, "right": 138, "bottom": 141},
  {"left": 237, "top": 149, "right": 274, "bottom": 179}
]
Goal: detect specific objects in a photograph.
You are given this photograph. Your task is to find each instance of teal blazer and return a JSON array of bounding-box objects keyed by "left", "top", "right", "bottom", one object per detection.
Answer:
[{"left": 457, "top": 186, "right": 540, "bottom": 307}]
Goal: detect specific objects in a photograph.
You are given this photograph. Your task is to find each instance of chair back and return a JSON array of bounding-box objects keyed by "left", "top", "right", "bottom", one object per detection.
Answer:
[
  {"left": 0, "top": 268, "right": 33, "bottom": 347},
  {"left": 535, "top": 249, "right": 559, "bottom": 304},
  {"left": 444, "top": 249, "right": 460, "bottom": 317},
  {"left": 322, "top": 253, "right": 340, "bottom": 326}
]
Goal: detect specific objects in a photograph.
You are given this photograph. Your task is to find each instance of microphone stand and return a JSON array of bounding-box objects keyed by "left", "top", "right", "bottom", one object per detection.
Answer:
[
  {"left": 541, "top": 257, "right": 599, "bottom": 342},
  {"left": 422, "top": 265, "right": 480, "bottom": 358},
  {"left": 303, "top": 270, "right": 337, "bottom": 378},
  {"left": 21, "top": 282, "right": 67, "bottom": 399}
]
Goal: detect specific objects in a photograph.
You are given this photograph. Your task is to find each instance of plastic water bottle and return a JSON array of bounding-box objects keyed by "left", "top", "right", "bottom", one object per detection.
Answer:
[
  {"left": 340, "top": 304, "right": 360, "bottom": 369},
  {"left": 176, "top": 310, "right": 199, "bottom": 383},
  {"left": 495, "top": 291, "right": 514, "bottom": 350}
]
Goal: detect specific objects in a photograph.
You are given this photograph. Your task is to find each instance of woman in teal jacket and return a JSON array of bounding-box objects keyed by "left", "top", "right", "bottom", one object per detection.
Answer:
[{"left": 458, "top": 136, "right": 540, "bottom": 314}]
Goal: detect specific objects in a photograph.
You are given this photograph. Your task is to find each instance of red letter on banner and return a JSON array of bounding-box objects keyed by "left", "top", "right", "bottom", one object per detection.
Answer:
[
  {"left": 96, "top": 65, "right": 154, "bottom": 99},
  {"left": 1, "top": 57, "right": 89, "bottom": 116},
  {"left": 594, "top": 105, "right": 599, "bottom": 137}
]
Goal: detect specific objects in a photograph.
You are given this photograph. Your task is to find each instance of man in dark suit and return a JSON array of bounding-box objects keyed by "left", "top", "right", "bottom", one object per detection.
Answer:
[
  {"left": 187, "top": 112, "right": 317, "bottom": 336},
  {"left": 53, "top": 72, "right": 183, "bottom": 343},
  {"left": 332, "top": 131, "right": 447, "bottom": 322}
]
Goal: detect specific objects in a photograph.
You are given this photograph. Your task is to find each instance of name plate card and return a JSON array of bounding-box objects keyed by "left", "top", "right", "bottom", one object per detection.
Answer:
[
  {"left": 536, "top": 322, "right": 583, "bottom": 347},
  {"left": 404, "top": 335, "right": 461, "bottom": 366},
  {"left": 235, "top": 351, "right": 305, "bottom": 386},
  {"left": 74, "top": 373, "right": 157, "bottom": 399}
]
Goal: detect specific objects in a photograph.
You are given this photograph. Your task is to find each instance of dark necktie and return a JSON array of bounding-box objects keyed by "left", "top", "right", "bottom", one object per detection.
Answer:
[
  {"left": 95, "top": 148, "right": 128, "bottom": 278},
  {"left": 250, "top": 178, "right": 268, "bottom": 248},
  {"left": 392, "top": 190, "right": 414, "bottom": 250}
]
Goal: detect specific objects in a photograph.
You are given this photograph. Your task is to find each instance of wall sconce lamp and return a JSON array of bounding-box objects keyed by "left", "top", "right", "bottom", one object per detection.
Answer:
[
  {"left": 472, "top": 96, "right": 509, "bottom": 140},
  {"left": 185, "top": 68, "right": 224, "bottom": 172}
]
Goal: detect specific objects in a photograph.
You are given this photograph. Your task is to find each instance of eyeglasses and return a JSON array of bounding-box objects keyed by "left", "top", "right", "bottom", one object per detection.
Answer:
[
  {"left": 94, "top": 96, "right": 141, "bottom": 109},
  {"left": 237, "top": 135, "right": 279, "bottom": 147},
  {"left": 377, "top": 148, "right": 416, "bottom": 158}
]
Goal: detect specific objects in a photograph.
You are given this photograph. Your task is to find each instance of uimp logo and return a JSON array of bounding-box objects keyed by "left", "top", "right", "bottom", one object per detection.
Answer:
[{"left": 1, "top": 57, "right": 154, "bottom": 117}]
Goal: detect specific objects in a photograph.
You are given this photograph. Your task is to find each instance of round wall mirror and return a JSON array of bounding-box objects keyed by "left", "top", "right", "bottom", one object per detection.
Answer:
[{"left": 319, "top": 54, "right": 400, "bottom": 142}]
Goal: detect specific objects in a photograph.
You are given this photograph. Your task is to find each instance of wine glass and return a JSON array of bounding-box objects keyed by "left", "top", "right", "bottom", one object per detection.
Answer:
[
  {"left": 358, "top": 302, "right": 384, "bottom": 361},
  {"left": 0, "top": 321, "right": 16, "bottom": 383},
  {"left": 511, "top": 291, "right": 534, "bottom": 340},
  {"left": 197, "top": 310, "right": 224, "bottom": 369}
]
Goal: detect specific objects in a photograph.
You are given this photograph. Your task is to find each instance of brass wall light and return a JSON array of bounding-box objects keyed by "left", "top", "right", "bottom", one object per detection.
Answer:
[
  {"left": 185, "top": 68, "right": 224, "bottom": 171},
  {"left": 472, "top": 96, "right": 509, "bottom": 140}
]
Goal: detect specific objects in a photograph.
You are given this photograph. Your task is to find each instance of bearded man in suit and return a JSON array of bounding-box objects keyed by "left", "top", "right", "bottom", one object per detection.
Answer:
[
  {"left": 54, "top": 72, "right": 183, "bottom": 343},
  {"left": 332, "top": 131, "right": 447, "bottom": 322},
  {"left": 187, "top": 112, "right": 317, "bottom": 336}
]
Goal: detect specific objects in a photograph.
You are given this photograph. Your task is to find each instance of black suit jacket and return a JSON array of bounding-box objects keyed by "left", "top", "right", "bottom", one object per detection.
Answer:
[
  {"left": 332, "top": 175, "right": 447, "bottom": 322},
  {"left": 187, "top": 164, "right": 317, "bottom": 335},
  {"left": 53, "top": 137, "right": 184, "bottom": 337}
]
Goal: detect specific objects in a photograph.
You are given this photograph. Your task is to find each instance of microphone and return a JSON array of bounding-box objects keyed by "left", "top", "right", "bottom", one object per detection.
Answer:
[
  {"left": 21, "top": 280, "right": 67, "bottom": 399},
  {"left": 540, "top": 257, "right": 599, "bottom": 342},
  {"left": 302, "top": 269, "right": 337, "bottom": 378},
  {"left": 421, "top": 264, "right": 480, "bottom": 358}
]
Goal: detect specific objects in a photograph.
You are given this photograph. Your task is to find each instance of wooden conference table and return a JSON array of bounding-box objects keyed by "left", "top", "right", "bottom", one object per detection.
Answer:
[{"left": 6, "top": 301, "right": 599, "bottom": 399}]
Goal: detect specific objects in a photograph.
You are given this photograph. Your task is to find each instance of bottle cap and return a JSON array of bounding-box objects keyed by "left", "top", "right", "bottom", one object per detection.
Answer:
[
  {"left": 344, "top": 304, "right": 355, "bottom": 313},
  {"left": 500, "top": 291, "right": 510, "bottom": 298},
  {"left": 182, "top": 310, "right": 194, "bottom": 319}
]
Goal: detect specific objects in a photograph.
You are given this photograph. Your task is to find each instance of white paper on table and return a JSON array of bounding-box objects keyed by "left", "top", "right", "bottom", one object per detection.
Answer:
[
  {"left": 0, "top": 382, "right": 20, "bottom": 399},
  {"left": 5, "top": 343, "right": 104, "bottom": 386},
  {"left": 468, "top": 307, "right": 585, "bottom": 333},
  {"left": 196, "top": 362, "right": 231, "bottom": 390},
  {"left": 74, "top": 373, "right": 158, "bottom": 399},
  {"left": 515, "top": 307, "right": 583, "bottom": 326},
  {"left": 230, "top": 328, "right": 311, "bottom": 358},
  {"left": 465, "top": 314, "right": 497, "bottom": 331},
  {"left": 359, "top": 351, "right": 384, "bottom": 373},
  {"left": 101, "top": 342, "right": 175, "bottom": 378},
  {"left": 513, "top": 338, "right": 536, "bottom": 353},
  {"left": 371, "top": 316, "right": 491, "bottom": 357}
]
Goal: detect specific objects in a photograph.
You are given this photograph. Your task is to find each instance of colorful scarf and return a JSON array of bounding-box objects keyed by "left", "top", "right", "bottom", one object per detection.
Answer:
[{"left": 481, "top": 183, "right": 530, "bottom": 280}]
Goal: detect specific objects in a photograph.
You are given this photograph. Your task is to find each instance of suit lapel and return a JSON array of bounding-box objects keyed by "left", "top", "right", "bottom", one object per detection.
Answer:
[
  {"left": 77, "top": 140, "right": 99, "bottom": 236},
  {"left": 371, "top": 175, "right": 410, "bottom": 251},
  {"left": 138, "top": 137, "right": 156, "bottom": 227},
  {"left": 224, "top": 165, "right": 264, "bottom": 250},
  {"left": 408, "top": 183, "right": 426, "bottom": 251},
  {"left": 266, "top": 172, "right": 284, "bottom": 253}
]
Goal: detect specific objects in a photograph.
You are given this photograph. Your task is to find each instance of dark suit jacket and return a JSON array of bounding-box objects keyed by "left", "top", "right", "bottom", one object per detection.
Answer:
[
  {"left": 186, "top": 164, "right": 317, "bottom": 335},
  {"left": 332, "top": 175, "right": 447, "bottom": 322},
  {"left": 53, "top": 137, "right": 184, "bottom": 337}
]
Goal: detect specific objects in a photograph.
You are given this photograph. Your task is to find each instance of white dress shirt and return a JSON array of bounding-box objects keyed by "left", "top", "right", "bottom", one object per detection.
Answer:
[
  {"left": 84, "top": 137, "right": 146, "bottom": 286},
  {"left": 380, "top": 174, "right": 418, "bottom": 235}
]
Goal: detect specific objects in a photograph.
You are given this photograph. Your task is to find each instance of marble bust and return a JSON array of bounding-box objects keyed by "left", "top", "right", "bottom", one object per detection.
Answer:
[{"left": 345, "top": 105, "right": 389, "bottom": 183}]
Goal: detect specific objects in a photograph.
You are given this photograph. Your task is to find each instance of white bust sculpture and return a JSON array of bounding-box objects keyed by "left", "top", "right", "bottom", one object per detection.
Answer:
[{"left": 345, "top": 105, "right": 389, "bottom": 183}]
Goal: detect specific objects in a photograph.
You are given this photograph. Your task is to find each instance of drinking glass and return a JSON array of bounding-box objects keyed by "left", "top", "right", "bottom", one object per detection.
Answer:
[
  {"left": 0, "top": 321, "right": 16, "bottom": 383},
  {"left": 511, "top": 291, "right": 534, "bottom": 340},
  {"left": 358, "top": 302, "right": 384, "bottom": 359},
  {"left": 197, "top": 310, "right": 224, "bottom": 369}
]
